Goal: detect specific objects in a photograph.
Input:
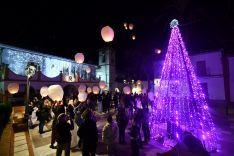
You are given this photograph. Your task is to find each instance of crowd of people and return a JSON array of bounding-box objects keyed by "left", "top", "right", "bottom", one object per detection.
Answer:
[{"left": 27, "top": 91, "right": 152, "bottom": 156}]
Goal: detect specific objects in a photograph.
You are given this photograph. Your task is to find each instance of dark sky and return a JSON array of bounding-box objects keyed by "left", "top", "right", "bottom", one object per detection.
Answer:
[{"left": 0, "top": 0, "right": 234, "bottom": 79}]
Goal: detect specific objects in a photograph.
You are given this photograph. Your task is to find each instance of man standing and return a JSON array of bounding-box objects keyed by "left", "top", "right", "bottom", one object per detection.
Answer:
[
  {"left": 77, "top": 109, "right": 98, "bottom": 156},
  {"left": 102, "top": 115, "right": 119, "bottom": 156},
  {"left": 56, "top": 113, "right": 74, "bottom": 156}
]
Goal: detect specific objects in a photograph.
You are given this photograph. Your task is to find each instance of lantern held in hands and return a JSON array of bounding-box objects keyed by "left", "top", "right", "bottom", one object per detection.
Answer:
[
  {"left": 99, "top": 81, "right": 106, "bottom": 89},
  {"left": 78, "top": 92, "right": 88, "bottom": 102},
  {"left": 92, "top": 86, "right": 100, "bottom": 94},
  {"left": 87, "top": 87, "right": 92, "bottom": 93},
  {"left": 48, "top": 85, "right": 64, "bottom": 101},
  {"left": 8, "top": 83, "right": 19, "bottom": 94},
  {"left": 40, "top": 86, "right": 49, "bottom": 97}
]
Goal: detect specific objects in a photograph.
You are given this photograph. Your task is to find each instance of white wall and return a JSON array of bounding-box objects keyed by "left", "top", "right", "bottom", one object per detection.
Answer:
[
  {"left": 229, "top": 57, "right": 234, "bottom": 102},
  {"left": 190, "top": 51, "right": 223, "bottom": 75},
  {"left": 199, "top": 77, "right": 225, "bottom": 100},
  {"left": 190, "top": 51, "right": 225, "bottom": 100}
]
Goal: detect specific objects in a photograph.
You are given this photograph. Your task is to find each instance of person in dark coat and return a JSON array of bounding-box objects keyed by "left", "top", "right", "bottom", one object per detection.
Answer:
[
  {"left": 77, "top": 109, "right": 98, "bottom": 156},
  {"left": 129, "top": 120, "right": 141, "bottom": 156},
  {"left": 56, "top": 113, "right": 74, "bottom": 156},
  {"left": 37, "top": 104, "right": 51, "bottom": 134},
  {"left": 50, "top": 103, "right": 65, "bottom": 149},
  {"left": 142, "top": 107, "right": 150, "bottom": 143},
  {"left": 116, "top": 103, "right": 128, "bottom": 144}
]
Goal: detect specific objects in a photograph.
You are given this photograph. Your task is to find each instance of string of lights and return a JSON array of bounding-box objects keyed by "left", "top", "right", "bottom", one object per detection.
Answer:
[{"left": 149, "top": 19, "right": 217, "bottom": 151}]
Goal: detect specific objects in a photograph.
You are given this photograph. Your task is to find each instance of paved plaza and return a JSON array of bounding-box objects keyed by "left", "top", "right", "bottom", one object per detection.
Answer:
[{"left": 1, "top": 106, "right": 234, "bottom": 156}]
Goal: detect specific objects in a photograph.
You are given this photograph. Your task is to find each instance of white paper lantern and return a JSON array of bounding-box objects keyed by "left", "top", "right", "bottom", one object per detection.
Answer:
[
  {"left": 40, "top": 86, "right": 49, "bottom": 97},
  {"left": 75, "top": 53, "right": 84, "bottom": 64},
  {"left": 148, "top": 91, "right": 154, "bottom": 101},
  {"left": 78, "top": 84, "right": 86, "bottom": 92},
  {"left": 101, "top": 26, "right": 114, "bottom": 42},
  {"left": 132, "top": 35, "right": 136, "bottom": 40},
  {"left": 85, "top": 66, "right": 91, "bottom": 73},
  {"left": 99, "top": 81, "right": 106, "bottom": 89},
  {"left": 87, "top": 87, "right": 92, "bottom": 93},
  {"left": 48, "top": 85, "right": 64, "bottom": 101},
  {"left": 7, "top": 83, "right": 19, "bottom": 94},
  {"left": 78, "top": 92, "right": 88, "bottom": 102},
  {"left": 123, "top": 86, "right": 131, "bottom": 95},
  {"left": 92, "top": 86, "right": 100, "bottom": 94}
]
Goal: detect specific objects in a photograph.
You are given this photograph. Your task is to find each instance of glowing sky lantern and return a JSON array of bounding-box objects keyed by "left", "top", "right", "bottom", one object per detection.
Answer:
[
  {"left": 92, "top": 86, "right": 100, "bottom": 94},
  {"left": 85, "top": 66, "right": 91, "bottom": 73},
  {"left": 7, "top": 83, "right": 19, "bottom": 94},
  {"left": 75, "top": 53, "right": 84, "bottom": 64},
  {"left": 48, "top": 85, "right": 64, "bottom": 101},
  {"left": 129, "top": 23, "right": 134, "bottom": 30},
  {"left": 40, "top": 86, "right": 49, "bottom": 97},
  {"left": 123, "top": 86, "right": 131, "bottom": 95},
  {"left": 132, "top": 35, "right": 136, "bottom": 40},
  {"left": 101, "top": 26, "right": 114, "bottom": 42},
  {"left": 99, "top": 81, "right": 106, "bottom": 89}
]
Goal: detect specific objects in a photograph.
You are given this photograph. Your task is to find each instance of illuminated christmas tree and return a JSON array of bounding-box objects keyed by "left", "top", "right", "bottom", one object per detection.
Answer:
[{"left": 150, "top": 19, "right": 217, "bottom": 151}]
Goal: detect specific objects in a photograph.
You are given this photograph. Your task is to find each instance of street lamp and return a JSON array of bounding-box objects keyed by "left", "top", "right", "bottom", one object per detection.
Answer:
[{"left": 24, "top": 63, "right": 36, "bottom": 124}]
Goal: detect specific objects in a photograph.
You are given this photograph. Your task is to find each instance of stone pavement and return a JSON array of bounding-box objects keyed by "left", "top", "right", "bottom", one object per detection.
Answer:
[
  {"left": 1, "top": 106, "right": 234, "bottom": 156},
  {"left": 28, "top": 110, "right": 165, "bottom": 156},
  {"left": 208, "top": 106, "right": 234, "bottom": 156}
]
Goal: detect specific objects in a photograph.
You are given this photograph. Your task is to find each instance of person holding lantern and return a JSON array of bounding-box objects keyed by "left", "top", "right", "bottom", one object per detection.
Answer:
[
  {"left": 77, "top": 109, "right": 98, "bottom": 156},
  {"left": 56, "top": 113, "right": 74, "bottom": 156}
]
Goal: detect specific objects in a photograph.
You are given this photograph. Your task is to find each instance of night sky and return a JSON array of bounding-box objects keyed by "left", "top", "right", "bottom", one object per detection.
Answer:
[{"left": 0, "top": 0, "right": 233, "bottom": 80}]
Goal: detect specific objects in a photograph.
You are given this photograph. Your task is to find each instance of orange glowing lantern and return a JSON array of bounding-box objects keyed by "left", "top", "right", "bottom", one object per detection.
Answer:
[
  {"left": 87, "top": 87, "right": 92, "bottom": 93},
  {"left": 129, "top": 23, "right": 134, "bottom": 30},
  {"left": 101, "top": 26, "right": 114, "bottom": 42},
  {"left": 7, "top": 83, "right": 19, "bottom": 94},
  {"left": 99, "top": 81, "right": 106, "bottom": 89},
  {"left": 75, "top": 53, "right": 84, "bottom": 64},
  {"left": 92, "top": 86, "right": 100, "bottom": 94}
]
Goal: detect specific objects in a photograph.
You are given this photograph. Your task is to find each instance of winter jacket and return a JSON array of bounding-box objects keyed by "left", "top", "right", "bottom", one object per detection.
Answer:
[{"left": 102, "top": 122, "right": 119, "bottom": 145}]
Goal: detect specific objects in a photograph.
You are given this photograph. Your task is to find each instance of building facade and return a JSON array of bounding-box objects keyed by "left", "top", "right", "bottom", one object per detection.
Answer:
[
  {"left": 96, "top": 47, "right": 116, "bottom": 91},
  {"left": 154, "top": 50, "right": 234, "bottom": 104},
  {"left": 0, "top": 43, "right": 103, "bottom": 94}
]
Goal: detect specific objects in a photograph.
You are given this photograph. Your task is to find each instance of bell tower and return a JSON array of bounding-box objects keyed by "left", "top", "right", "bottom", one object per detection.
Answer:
[{"left": 96, "top": 47, "right": 116, "bottom": 91}]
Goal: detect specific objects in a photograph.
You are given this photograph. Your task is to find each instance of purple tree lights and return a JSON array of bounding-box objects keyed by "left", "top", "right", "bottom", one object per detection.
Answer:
[{"left": 150, "top": 19, "right": 217, "bottom": 151}]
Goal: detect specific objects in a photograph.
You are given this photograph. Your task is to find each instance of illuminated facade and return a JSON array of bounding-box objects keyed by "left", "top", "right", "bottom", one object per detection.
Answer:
[{"left": 0, "top": 43, "right": 101, "bottom": 93}]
